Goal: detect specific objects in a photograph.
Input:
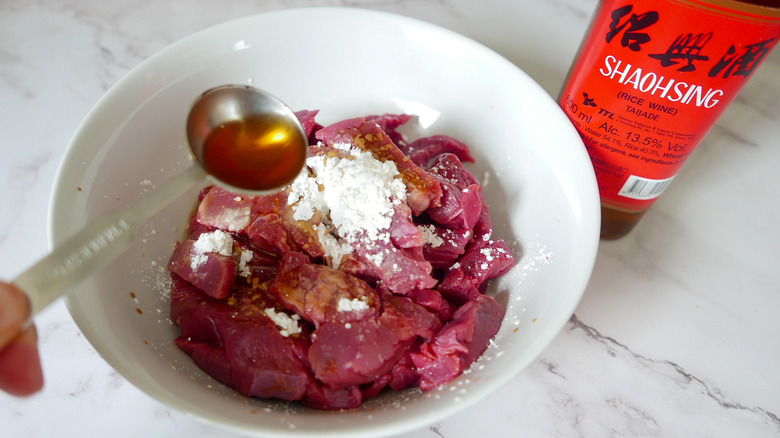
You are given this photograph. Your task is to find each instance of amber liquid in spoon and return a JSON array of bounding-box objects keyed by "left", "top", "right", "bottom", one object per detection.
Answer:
[{"left": 202, "top": 113, "right": 308, "bottom": 191}]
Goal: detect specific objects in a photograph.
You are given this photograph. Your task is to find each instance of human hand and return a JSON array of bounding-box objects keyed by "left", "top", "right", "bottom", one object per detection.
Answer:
[{"left": 0, "top": 282, "right": 43, "bottom": 396}]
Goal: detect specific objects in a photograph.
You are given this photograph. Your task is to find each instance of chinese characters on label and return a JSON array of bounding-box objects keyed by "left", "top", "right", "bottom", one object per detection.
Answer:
[
  {"left": 605, "top": 4, "right": 775, "bottom": 78},
  {"left": 708, "top": 39, "right": 775, "bottom": 78},
  {"left": 605, "top": 5, "right": 659, "bottom": 51},
  {"left": 650, "top": 33, "right": 711, "bottom": 72}
]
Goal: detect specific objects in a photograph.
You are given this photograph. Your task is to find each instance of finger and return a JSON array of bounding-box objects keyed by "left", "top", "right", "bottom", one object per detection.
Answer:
[
  {"left": 0, "top": 282, "right": 30, "bottom": 349},
  {"left": 0, "top": 324, "right": 44, "bottom": 396}
]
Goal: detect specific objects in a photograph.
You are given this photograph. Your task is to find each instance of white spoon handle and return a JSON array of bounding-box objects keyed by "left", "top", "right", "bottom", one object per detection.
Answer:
[{"left": 13, "top": 165, "right": 206, "bottom": 316}]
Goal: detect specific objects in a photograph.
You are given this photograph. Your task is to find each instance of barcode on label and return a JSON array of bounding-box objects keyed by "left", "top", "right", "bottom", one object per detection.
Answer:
[{"left": 619, "top": 175, "right": 675, "bottom": 200}]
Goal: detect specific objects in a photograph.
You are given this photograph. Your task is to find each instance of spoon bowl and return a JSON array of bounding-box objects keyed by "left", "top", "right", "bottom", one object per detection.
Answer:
[{"left": 187, "top": 85, "right": 308, "bottom": 194}]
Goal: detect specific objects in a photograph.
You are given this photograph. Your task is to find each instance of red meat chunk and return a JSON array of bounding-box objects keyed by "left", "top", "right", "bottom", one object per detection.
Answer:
[
  {"left": 294, "top": 109, "right": 321, "bottom": 139},
  {"left": 268, "top": 252, "right": 380, "bottom": 326},
  {"left": 366, "top": 113, "right": 413, "bottom": 148},
  {"left": 425, "top": 176, "right": 483, "bottom": 231},
  {"left": 308, "top": 318, "right": 412, "bottom": 389},
  {"left": 167, "top": 239, "right": 237, "bottom": 299},
  {"left": 308, "top": 293, "right": 441, "bottom": 389},
  {"left": 411, "top": 294, "right": 505, "bottom": 391},
  {"left": 231, "top": 191, "right": 325, "bottom": 260},
  {"left": 427, "top": 152, "right": 479, "bottom": 188},
  {"left": 403, "top": 135, "right": 475, "bottom": 168},
  {"left": 245, "top": 214, "right": 291, "bottom": 257},
  {"left": 419, "top": 224, "right": 472, "bottom": 271},
  {"left": 171, "top": 276, "right": 313, "bottom": 401},
  {"left": 303, "top": 382, "right": 362, "bottom": 410},
  {"left": 437, "top": 238, "right": 515, "bottom": 304},
  {"left": 338, "top": 202, "right": 437, "bottom": 295},
  {"left": 196, "top": 186, "right": 255, "bottom": 233},
  {"left": 407, "top": 288, "right": 454, "bottom": 323},
  {"left": 196, "top": 187, "right": 325, "bottom": 260},
  {"left": 425, "top": 153, "right": 484, "bottom": 231},
  {"left": 428, "top": 153, "right": 495, "bottom": 242}
]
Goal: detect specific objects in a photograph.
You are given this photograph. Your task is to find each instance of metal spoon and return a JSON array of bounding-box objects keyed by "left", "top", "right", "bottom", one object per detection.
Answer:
[{"left": 8, "top": 84, "right": 307, "bottom": 325}]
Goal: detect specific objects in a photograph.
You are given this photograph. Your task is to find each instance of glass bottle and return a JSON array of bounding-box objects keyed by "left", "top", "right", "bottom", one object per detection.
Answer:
[{"left": 559, "top": 0, "right": 780, "bottom": 239}]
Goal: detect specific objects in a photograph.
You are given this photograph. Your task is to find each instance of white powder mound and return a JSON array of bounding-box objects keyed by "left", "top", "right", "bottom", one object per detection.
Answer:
[
  {"left": 191, "top": 230, "right": 234, "bottom": 269},
  {"left": 418, "top": 224, "right": 444, "bottom": 248},
  {"left": 288, "top": 170, "right": 325, "bottom": 222},
  {"left": 264, "top": 308, "right": 302, "bottom": 337},
  {"left": 337, "top": 297, "right": 370, "bottom": 312},
  {"left": 288, "top": 144, "right": 407, "bottom": 264},
  {"left": 238, "top": 249, "right": 253, "bottom": 277},
  {"left": 316, "top": 224, "right": 354, "bottom": 269}
]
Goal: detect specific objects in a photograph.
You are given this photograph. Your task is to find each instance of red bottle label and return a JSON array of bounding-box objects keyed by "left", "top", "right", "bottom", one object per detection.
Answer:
[{"left": 560, "top": 0, "right": 780, "bottom": 211}]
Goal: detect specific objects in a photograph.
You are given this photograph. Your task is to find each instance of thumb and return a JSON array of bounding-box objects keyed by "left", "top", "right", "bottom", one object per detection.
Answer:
[
  {"left": 0, "top": 324, "right": 44, "bottom": 396},
  {"left": 0, "top": 282, "right": 43, "bottom": 396}
]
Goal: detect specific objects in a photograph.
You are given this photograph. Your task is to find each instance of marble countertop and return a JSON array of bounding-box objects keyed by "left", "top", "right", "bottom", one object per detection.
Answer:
[{"left": 1, "top": 0, "right": 778, "bottom": 436}]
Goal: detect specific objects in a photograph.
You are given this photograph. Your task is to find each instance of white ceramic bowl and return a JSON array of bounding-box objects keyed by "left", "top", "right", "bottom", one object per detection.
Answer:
[{"left": 50, "top": 7, "right": 600, "bottom": 438}]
